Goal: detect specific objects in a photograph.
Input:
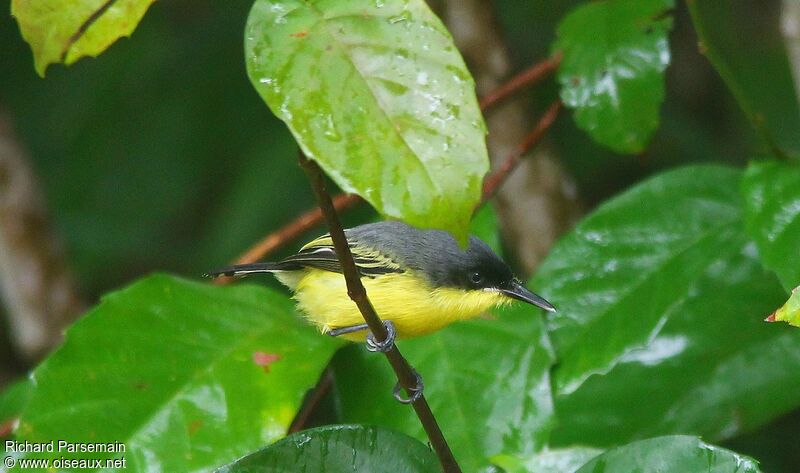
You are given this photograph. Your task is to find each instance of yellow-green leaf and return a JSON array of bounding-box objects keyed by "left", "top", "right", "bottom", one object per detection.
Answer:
[
  {"left": 767, "top": 286, "right": 800, "bottom": 327},
  {"left": 11, "top": 0, "right": 156, "bottom": 76}
]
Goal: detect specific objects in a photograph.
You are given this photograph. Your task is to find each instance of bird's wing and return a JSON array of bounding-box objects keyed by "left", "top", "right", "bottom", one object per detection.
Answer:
[{"left": 284, "top": 234, "right": 403, "bottom": 277}]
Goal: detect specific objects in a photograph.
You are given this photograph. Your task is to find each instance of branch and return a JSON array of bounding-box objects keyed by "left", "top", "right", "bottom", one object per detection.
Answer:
[
  {"left": 480, "top": 100, "right": 563, "bottom": 203},
  {"left": 478, "top": 53, "right": 562, "bottom": 111},
  {"left": 298, "top": 151, "right": 462, "bottom": 473}
]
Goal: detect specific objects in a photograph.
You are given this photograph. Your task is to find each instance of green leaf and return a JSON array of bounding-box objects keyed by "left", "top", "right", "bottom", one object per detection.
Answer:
[
  {"left": 574, "top": 436, "right": 761, "bottom": 473},
  {"left": 537, "top": 165, "right": 749, "bottom": 394},
  {"left": 215, "top": 425, "right": 440, "bottom": 473},
  {"left": 245, "top": 0, "right": 489, "bottom": 240},
  {"left": 742, "top": 160, "right": 800, "bottom": 289},
  {"left": 549, "top": 241, "right": 791, "bottom": 446},
  {"left": 14, "top": 274, "right": 342, "bottom": 471},
  {"left": 333, "top": 304, "right": 555, "bottom": 472},
  {"left": 11, "top": 0, "right": 156, "bottom": 76},
  {"left": 767, "top": 286, "right": 800, "bottom": 327},
  {"left": 553, "top": 0, "right": 674, "bottom": 154},
  {"left": 0, "top": 379, "right": 32, "bottom": 426},
  {"left": 687, "top": 1, "right": 800, "bottom": 159},
  {"left": 490, "top": 447, "right": 601, "bottom": 473}
]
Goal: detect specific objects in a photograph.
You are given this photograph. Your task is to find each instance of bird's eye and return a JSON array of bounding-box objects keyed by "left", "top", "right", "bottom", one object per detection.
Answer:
[{"left": 469, "top": 271, "right": 485, "bottom": 286}]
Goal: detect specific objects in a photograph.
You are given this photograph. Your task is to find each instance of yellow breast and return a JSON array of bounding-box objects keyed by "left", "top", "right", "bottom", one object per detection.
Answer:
[{"left": 291, "top": 268, "right": 510, "bottom": 341}]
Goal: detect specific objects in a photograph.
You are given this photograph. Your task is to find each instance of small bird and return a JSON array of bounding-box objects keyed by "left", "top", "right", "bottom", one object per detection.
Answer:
[{"left": 207, "top": 221, "right": 555, "bottom": 344}]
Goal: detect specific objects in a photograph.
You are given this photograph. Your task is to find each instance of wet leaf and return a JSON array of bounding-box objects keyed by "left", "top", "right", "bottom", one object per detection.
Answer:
[
  {"left": 537, "top": 165, "right": 797, "bottom": 446},
  {"left": 553, "top": 0, "right": 673, "bottom": 153},
  {"left": 687, "top": 1, "right": 800, "bottom": 158},
  {"left": 14, "top": 274, "right": 342, "bottom": 471},
  {"left": 245, "top": 0, "right": 488, "bottom": 241},
  {"left": 742, "top": 160, "right": 800, "bottom": 290},
  {"left": 491, "top": 447, "right": 601, "bottom": 473},
  {"left": 11, "top": 0, "right": 156, "bottom": 76},
  {"left": 574, "top": 436, "right": 761, "bottom": 473},
  {"left": 767, "top": 286, "right": 800, "bottom": 327},
  {"left": 215, "top": 425, "right": 440, "bottom": 473},
  {"left": 536, "top": 165, "right": 750, "bottom": 395}
]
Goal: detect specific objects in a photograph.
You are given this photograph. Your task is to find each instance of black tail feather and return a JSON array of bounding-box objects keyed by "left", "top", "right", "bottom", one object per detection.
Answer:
[{"left": 204, "top": 262, "right": 290, "bottom": 278}]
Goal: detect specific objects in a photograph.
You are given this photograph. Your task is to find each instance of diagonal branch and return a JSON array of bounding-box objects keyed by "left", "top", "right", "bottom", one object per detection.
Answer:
[{"left": 298, "top": 151, "right": 462, "bottom": 473}]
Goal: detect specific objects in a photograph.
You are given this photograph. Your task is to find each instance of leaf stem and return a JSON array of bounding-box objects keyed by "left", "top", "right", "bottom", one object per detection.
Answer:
[{"left": 298, "top": 151, "right": 462, "bottom": 473}]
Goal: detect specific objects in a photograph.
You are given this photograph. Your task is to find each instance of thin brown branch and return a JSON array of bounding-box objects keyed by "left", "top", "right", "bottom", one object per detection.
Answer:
[
  {"left": 478, "top": 52, "right": 562, "bottom": 111},
  {"left": 298, "top": 151, "right": 462, "bottom": 473},
  {"left": 481, "top": 99, "right": 563, "bottom": 203},
  {"left": 288, "top": 368, "right": 334, "bottom": 433}
]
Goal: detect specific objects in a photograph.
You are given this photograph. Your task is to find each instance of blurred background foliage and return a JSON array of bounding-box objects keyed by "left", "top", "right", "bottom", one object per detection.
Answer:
[{"left": 1, "top": 0, "right": 799, "bottom": 471}]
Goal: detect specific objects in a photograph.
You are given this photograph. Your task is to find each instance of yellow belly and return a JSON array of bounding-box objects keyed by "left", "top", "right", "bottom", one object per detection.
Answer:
[{"left": 291, "top": 269, "right": 509, "bottom": 341}]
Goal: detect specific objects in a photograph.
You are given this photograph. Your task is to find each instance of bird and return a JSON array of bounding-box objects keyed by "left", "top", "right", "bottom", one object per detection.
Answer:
[{"left": 207, "top": 221, "right": 555, "bottom": 345}]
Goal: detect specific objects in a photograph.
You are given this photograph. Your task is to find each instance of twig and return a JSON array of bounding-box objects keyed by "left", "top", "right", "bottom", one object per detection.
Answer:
[
  {"left": 478, "top": 53, "right": 562, "bottom": 111},
  {"left": 298, "top": 151, "right": 462, "bottom": 473},
  {"left": 480, "top": 100, "right": 563, "bottom": 203},
  {"left": 288, "top": 368, "right": 334, "bottom": 433}
]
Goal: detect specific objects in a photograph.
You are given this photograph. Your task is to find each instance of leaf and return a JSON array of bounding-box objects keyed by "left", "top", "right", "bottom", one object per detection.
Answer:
[
  {"left": 742, "top": 160, "right": 800, "bottom": 290},
  {"left": 549, "top": 240, "right": 792, "bottom": 446},
  {"left": 536, "top": 165, "right": 749, "bottom": 395},
  {"left": 245, "top": 0, "right": 489, "bottom": 240},
  {"left": 490, "top": 447, "right": 602, "bottom": 473},
  {"left": 767, "top": 286, "right": 800, "bottom": 327},
  {"left": 553, "top": 0, "right": 674, "bottom": 153},
  {"left": 333, "top": 303, "right": 555, "bottom": 472},
  {"left": 687, "top": 1, "right": 800, "bottom": 159},
  {"left": 574, "top": 436, "right": 761, "bottom": 473},
  {"left": 11, "top": 0, "right": 157, "bottom": 76},
  {"left": 0, "top": 380, "right": 32, "bottom": 441},
  {"left": 215, "top": 425, "right": 440, "bottom": 473},
  {"left": 14, "top": 274, "right": 342, "bottom": 471}
]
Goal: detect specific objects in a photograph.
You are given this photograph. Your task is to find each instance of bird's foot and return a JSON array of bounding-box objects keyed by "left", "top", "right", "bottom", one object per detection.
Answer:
[
  {"left": 366, "top": 320, "right": 396, "bottom": 353},
  {"left": 393, "top": 369, "right": 424, "bottom": 404}
]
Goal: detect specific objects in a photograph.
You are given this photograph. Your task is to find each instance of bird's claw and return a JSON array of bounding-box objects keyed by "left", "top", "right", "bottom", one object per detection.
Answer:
[
  {"left": 366, "top": 320, "right": 396, "bottom": 353},
  {"left": 393, "top": 369, "right": 424, "bottom": 404}
]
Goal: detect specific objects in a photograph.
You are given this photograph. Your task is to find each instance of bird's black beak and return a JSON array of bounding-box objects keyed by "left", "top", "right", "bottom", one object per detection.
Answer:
[{"left": 501, "top": 280, "right": 556, "bottom": 312}]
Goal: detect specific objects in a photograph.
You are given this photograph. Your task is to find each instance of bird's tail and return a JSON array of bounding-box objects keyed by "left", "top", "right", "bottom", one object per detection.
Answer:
[{"left": 204, "top": 262, "right": 292, "bottom": 278}]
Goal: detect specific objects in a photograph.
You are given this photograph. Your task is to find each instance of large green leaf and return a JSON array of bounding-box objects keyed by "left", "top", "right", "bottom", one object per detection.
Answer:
[
  {"left": 537, "top": 165, "right": 750, "bottom": 394},
  {"left": 14, "top": 274, "right": 342, "bottom": 472},
  {"left": 549, "top": 239, "right": 791, "bottom": 446},
  {"left": 742, "top": 160, "right": 800, "bottom": 289},
  {"left": 687, "top": 1, "right": 800, "bottom": 158},
  {"left": 553, "top": 0, "right": 673, "bottom": 154},
  {"left": 333, "top": 304, "right": 554, "bottom": 472},
  {"left": 536, "top": 165, "right": 797, "bottom": 446},
  {"left": 11, "top": 0, "right": 156, "bottom": 76},
  {"left": 245, "top": 0, "right": 489, "bottom": 240},
  {"left": 575, "top": 436, "right": 760, "bottom": 473},
  {"left": 215, "top": 425, "right": 439, "bottom": 473}
]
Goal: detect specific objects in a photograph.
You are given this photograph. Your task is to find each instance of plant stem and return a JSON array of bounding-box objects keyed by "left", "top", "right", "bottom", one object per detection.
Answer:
[
  {"left": 298, "top": 151, "right": 462, "bottom": 473},
  {"left": 478, "top": 52, "right": 562, "bottom": 111}
]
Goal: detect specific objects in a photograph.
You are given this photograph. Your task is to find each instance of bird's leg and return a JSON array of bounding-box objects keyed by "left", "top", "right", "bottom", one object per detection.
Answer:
[
  {"left": 326, "top": 324, "right": 369, "bottom": 337},
  {"left": 366, "top": 320, "right": 396, "bottom": 353},
  {"left": 392, "top": 368, "right": 424, "bottom": 404}
]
